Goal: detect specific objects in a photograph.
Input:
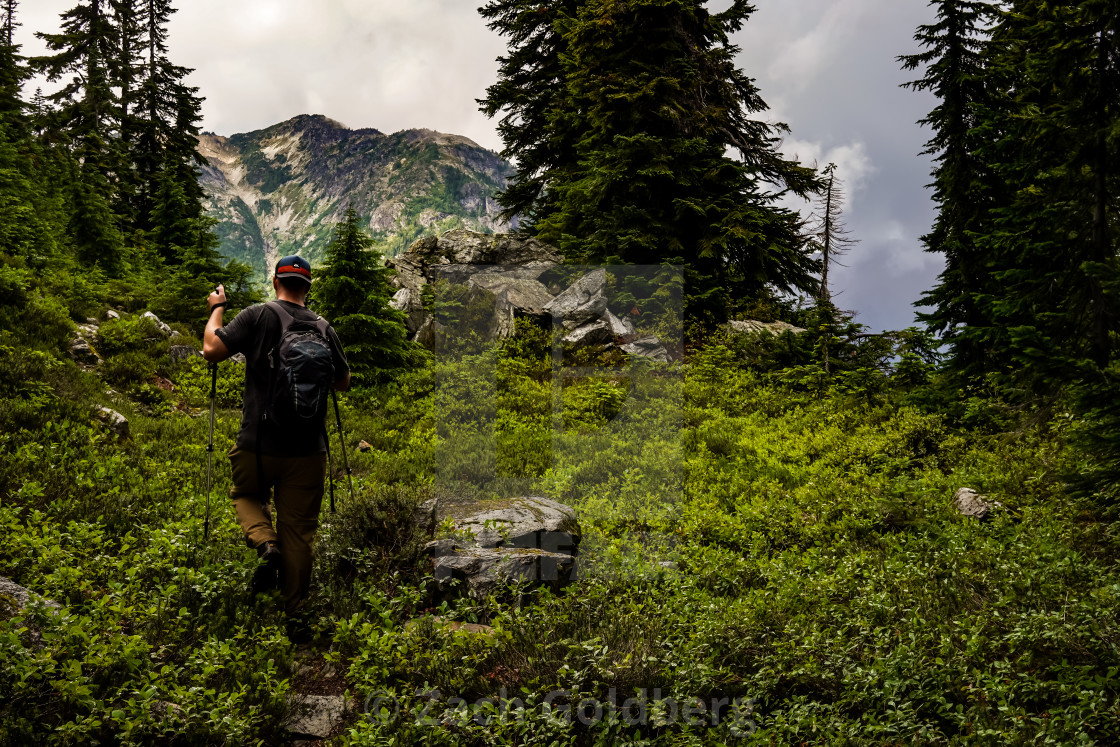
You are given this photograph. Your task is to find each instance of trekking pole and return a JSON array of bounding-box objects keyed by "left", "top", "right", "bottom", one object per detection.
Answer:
[
  {"left": 331, "top": 389, "right": 356, "bottom": 503},
  {"left": 204, "top": 360, "right": 218, "bottom": 541}
]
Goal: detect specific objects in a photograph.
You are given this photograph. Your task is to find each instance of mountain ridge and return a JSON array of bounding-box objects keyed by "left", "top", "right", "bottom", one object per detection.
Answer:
[{"left": 198, "top": 114, "right": 516, "bottom": 282}]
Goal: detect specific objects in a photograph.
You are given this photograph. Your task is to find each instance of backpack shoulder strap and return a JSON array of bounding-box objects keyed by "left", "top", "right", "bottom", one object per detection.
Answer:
[{"left": 264, "top": 300, "right": 295, "bottom": 332}]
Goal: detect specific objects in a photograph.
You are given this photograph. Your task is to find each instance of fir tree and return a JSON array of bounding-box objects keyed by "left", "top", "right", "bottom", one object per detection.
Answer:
[
  {"left": 313, "top": 204, "right": 418, "bottom": 384},
  {"left": 900, "top": 0, "right": 1003, "bottom": 380},
  {"left": 480, "top": 0, "right": 820, "bottom": 322},
  {"left": 975, "top": 0, "right": 1119, "bottom": 392},
  {"left": 33, "top": 0, "right": 126, "bottom": 270}
]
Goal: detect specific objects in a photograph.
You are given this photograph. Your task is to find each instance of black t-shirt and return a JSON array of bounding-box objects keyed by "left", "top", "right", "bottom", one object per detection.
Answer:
[{"left": 216, "top": 300, "right": 350, "bottom": 455}]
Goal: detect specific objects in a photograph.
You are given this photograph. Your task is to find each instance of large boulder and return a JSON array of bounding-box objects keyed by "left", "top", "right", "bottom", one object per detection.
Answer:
[
  {"left": 425, "top": 495, "right": 581, "bottom": 600},
  {"left": 0, "top": 576, "right": 59, "bottom": 615},
  {"left": 428, "top": 546, "right": 576, "bottom": 599},
  {"left": 453, "top": 495, "right": 580, "bottom": 550}
]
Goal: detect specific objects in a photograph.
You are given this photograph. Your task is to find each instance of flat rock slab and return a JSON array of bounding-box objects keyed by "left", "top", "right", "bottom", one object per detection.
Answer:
[
  {"left": 728, "top": 319, "right": 807, "bottom": 335},
  {"left": 285, "top": 694, "right": 347, "bottom": 739}
]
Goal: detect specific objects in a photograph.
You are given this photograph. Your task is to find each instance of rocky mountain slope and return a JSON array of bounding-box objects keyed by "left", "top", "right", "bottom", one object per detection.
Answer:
[{"left": 197, "top": 114, "right": 515, "bottom": 281}]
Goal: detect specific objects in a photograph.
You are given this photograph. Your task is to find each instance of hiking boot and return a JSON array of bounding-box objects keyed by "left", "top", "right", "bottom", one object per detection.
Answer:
[
  {"left": 285, "top": 613, "right": 314, "bottom": 645},
  {"left": 251, "top": 540, "right": 281, "bottom": 595}
]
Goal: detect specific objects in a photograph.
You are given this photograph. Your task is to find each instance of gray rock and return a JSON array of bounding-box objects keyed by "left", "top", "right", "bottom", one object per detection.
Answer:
[
  {"left": 413, "top": 497, "right": 440, "bottom": 537},
  {"left": 432, "top": 546, "right": 577, "bottom": 599},
  {"left": 106, "top": 309, "right": 121, "bottom": 320},
  {"left": 0, "top": 575, "right": 60, "bottom": 614},
  {"left": 389, "top": 287, "right": 428, "bottom": 335},
  {"left": 728, "top": 319, "right": 807, "bottom": 336},
  {"left": 85, "top": 317, "right": 98, "bottom": 325},
  {"left": 169, "top": 345, "right": 202, "bottom": 364},
  {"left": 169, "top": 330, "right": 181, "bottom": 339},
  {"left": 96, "top": 406, "right": 130, "bottom": 439},
  {"left": 69, "top": 337, "right": 100, "bottom": 365},
  {"left": 230, "top": 353, "right": 247, "bottom": 364},
  {"left": 544, "top": 268, "right": 608, "bottom": 328},
  {"left": 454, "top": 495, "right": 580, "bottom": 552},
  {"left": 141, "top": 311, "right": 172, "bottom": 336},
  {"left": 563, "top": 319, "right": 613, "bottom": 347},
  {"left": 428, "top": 496, "right": 581, "bottom": 600},
  {"left": 953, "top": 488, "right": 1001, "bottom": 520},
  {"left": 285, "top": 694, "right": 346, "bottom": 739},
  {"left": 603, "top": 308, "right": 635, "bottom": 338},
  {"left": 622, "top": 336, "right": 671, "bottom": 363}
]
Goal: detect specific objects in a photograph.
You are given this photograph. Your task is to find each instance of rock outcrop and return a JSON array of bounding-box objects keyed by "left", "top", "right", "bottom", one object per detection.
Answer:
[
  {"left": 388, "top": 230, "right": 677, "bottom": 361},
  {"left": 728, "top": 319, "right": 807, "bottom": 336}
]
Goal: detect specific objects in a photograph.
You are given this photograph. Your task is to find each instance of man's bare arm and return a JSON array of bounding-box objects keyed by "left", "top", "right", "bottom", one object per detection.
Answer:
[{"left": 202, "top": 284, "right": 232, "bottom": 362}]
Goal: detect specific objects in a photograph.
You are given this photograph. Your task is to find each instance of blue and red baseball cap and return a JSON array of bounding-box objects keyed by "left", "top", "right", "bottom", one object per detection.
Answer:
[{"left": 275, "top": 255, "right": 312, "bottom": 284}]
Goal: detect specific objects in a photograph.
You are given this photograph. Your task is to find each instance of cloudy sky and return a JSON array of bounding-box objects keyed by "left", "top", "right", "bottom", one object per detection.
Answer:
[{"left": 18, "top": 0, "right": 939, "bottom": 332}]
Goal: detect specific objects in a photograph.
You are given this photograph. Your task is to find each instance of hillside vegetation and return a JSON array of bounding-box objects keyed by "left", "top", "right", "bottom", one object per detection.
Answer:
[{"left": 3, "top": 297, "right": 1119, "bottom": 744}]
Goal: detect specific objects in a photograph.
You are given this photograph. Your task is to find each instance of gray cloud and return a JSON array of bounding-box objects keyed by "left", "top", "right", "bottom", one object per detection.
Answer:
[{"left": 19, "top": 0, "right": 941, "bottom": 330}]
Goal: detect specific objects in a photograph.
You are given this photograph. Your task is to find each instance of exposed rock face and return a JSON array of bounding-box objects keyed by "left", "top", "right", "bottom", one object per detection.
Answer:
[
  {"left": 0, "top": 575, "right": 60, "bottom": 615},
  {"left": 198, "top": 115, "right": 517, "bottom": 283},
  {"left": 391, "top": 229, "right": 678, "bottom": 362},
  {"left": 425, "top": 495, "right": 581, "bottom": 600},
  {"left": 388, "top": 230, "right": 563, "bottom": 341},
  {"left": 728, "top": 319, "right": 807, "bottom": 336},
  {"left": 70, "top": 336, "right": 99, "bottom": 365},
  {"left": 953, "top": 488, "right": 1001, "bottom": 520}
]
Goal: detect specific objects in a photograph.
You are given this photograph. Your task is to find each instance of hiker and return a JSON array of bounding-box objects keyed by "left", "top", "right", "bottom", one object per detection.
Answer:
[{"left": 202, "top": 255, "right": 350, "bottom": 642}]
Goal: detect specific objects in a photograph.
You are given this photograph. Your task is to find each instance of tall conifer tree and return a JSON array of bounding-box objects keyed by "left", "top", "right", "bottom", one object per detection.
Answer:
[
  {"left": 313, "top": 204, "right": 417, "bottom": 384},
  {"left": 901, "top": 0, "right": 1003, "bottom": 379},
  {"left": 33, "top": 0, "right": 125, "bottom": 270},
  {"left": 480, "top": 0, "right": 820, "bottom": 321}
]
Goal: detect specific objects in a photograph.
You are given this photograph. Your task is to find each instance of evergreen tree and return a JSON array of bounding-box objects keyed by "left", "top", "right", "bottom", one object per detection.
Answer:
[
  {"left": 480, "top": 0, "right": 820, "bottom": 322},
  {"left": 973, "top": 0, "right": 1119, "bottom": 393},
  {"left": 900, "top": 0, "right": 1003, "bottom": 380},
  {"left": 313, "top": 204, "right": 418, "bottom": 384},
  {"left": 109, "top": 0, "right": 143, "bottom": 227},
  {"left": 33, "top": 0, "right": 126, "bottom": 270}
]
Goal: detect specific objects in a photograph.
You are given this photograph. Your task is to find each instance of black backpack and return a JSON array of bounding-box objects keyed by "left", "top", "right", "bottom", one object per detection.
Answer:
[{"left": 262, "top": 301, "right": 336, "bottom": 431}]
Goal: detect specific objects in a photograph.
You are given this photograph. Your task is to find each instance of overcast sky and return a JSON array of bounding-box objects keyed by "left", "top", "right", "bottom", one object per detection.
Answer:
[{"left": 18, "top": 0, "right": 939, "bottom": 332}]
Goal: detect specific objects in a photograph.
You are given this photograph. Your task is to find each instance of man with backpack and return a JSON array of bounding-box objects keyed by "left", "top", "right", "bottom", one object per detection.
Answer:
[{"left": 202, "top": 255, "right": 350, "bottom": 642}]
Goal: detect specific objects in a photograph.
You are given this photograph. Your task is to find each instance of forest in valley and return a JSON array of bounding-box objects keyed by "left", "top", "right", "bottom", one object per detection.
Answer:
[{"left": 1, "top": 0, "right": 1119, "bottom": 744}]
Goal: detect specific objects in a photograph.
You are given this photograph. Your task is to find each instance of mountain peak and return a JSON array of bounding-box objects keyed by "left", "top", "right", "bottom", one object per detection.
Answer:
[{"left": 200, "top": 115, "right": 515, "bottom": 284}]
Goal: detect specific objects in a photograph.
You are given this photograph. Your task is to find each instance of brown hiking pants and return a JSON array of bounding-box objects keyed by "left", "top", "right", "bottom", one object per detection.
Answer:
[{"left": 229, "top": 446, "right": 326, "bottom": 613}]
